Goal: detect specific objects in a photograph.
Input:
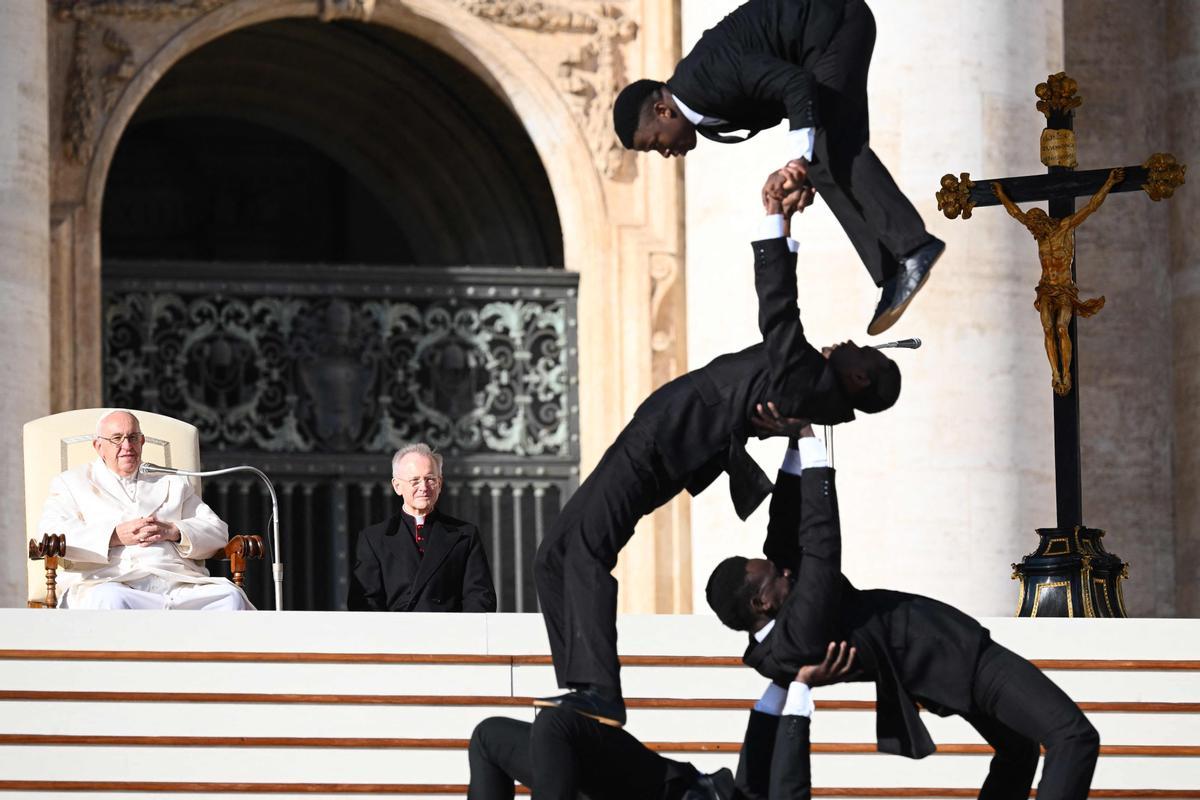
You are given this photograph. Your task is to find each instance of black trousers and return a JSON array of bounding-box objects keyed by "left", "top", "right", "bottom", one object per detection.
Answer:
[
  {"left": 962, "top": 640, "right": 1099, "bottom": 800},
  {"left": 467, "top": 711, "right": 699, "bottom": 800},
  {"left": 533, "top": 423, "right": 682, "bottom": 697},
  {"left": 806, "top": 0, "right": 930, "bottom": 284}
]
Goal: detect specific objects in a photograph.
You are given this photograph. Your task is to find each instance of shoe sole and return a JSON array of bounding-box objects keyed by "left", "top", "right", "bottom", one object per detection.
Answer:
[
  {"left": 530, "top": 698, "right": 625, "bottom": 727},
  {"left": 866, "top": 256, "right": 938, "bottom": 336}
]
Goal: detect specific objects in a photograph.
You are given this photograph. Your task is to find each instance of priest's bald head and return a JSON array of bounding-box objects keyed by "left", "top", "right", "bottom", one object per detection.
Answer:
[{"left": 93, "top": 410, "right": 145, "bottom": 478}]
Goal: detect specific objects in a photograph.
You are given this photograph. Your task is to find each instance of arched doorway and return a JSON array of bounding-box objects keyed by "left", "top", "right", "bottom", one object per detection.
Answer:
[{"left": 100, "top": 19, "right": 576, "bottom": 611}]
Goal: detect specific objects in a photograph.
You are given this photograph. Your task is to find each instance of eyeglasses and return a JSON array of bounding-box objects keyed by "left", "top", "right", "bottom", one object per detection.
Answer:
[
  {"left": 96, "top": 433, "right": 145, "bottom": 446},
  {"left": 396, "top": 476, "right": 440, "bottom": 488}
]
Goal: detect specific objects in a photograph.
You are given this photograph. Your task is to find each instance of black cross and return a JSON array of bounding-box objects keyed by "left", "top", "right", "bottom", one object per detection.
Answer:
[{"left": 936, "top": 75, "right": 1184, "bottom": 530}]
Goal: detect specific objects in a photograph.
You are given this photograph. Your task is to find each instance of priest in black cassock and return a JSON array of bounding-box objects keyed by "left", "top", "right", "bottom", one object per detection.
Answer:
[
  {"left": 613, "top": 0, "right": 944, "bottom": 336},
  {"left": 533, "top": 176, "right": 902, "bottom": 728},
  {"left": 349, "top": 443, "right": 496, "bottom": 613}
]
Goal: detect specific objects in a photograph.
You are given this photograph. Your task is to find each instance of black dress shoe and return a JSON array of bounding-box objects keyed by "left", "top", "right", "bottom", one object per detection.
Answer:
[
  {"left": 532, "top": 689, "right": 627, "bottom": 727},
  {"left": 683, "top": 767, "right": 735, "bottom": 800},
  {"left": 867, "top": 236, "right": 945, "bottom": 336}
]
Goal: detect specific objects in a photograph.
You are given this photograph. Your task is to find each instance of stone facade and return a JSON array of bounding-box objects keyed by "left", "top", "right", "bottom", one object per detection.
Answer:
[{"left": 10, "top": 0, "right": 690, "bottom": 611}]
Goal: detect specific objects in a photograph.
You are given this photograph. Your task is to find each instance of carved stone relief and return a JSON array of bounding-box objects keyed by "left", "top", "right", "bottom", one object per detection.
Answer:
[
  {"left": 457, "top": 0, "right": 640, "bottom": 180},
  {"left": 54, "top": 0, "right": 236, "bottom": 163}
]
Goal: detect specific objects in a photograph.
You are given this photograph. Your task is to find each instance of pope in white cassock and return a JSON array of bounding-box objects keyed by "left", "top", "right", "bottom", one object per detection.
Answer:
[{"left": 38, "top": 409, "right": 254, "bottom": 610}]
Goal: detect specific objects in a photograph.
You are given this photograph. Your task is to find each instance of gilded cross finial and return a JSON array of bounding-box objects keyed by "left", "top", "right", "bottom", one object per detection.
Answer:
[{"left": 1035, "top": 72, "right": 1082, "bottom": 118}]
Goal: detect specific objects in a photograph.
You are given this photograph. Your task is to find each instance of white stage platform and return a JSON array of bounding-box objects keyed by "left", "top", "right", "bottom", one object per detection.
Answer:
[{"left": 0, "top": 610, "right": 1196, "bottom": 798}]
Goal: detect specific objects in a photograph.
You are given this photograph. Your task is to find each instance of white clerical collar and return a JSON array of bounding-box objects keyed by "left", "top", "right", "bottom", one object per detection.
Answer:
[
  {"left": 97, "top": 458, "right": 141, "bottom": 502},
  {"left": 671, "top": 93, "right": 725, "bottom": 127},
  {"left": 754, "top": 618, "right": 776, "bottom": 643}
]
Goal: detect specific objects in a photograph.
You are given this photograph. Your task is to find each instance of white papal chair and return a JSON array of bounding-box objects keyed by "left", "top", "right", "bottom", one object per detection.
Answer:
[{"left": 24, "top": 408, "right": 263, "bottom": 608}]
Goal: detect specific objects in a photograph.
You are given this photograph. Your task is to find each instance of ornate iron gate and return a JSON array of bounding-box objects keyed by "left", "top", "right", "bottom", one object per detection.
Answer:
[{"left": 103, "top": 261, "right": 580, "bottom": 610}]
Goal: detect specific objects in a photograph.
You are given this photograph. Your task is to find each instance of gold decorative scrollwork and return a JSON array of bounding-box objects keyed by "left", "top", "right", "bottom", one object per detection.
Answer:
[
  {"left": 1079, "top": 555, "right": 1095, "bottom": 617},
  {"left": 1141, "top": 152, "right": 1187, "bottom": 201},
  {"left": 1035, "top": 72, "right": 1082, "bottom": 117},
  {"left": 936, "top": 172, "right": 975, "bottom": 220},
  {"left": 457, "top": 0, "right": 640, "bottom": 180}
]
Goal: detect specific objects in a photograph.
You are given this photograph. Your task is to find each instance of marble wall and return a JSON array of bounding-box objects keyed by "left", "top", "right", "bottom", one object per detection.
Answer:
[
  {"left": 1165, "top": 0, "right": 1200, "bottom": 616},
  {"left": 1063, "top": 0, "right": 1194, "bottom": 617},
  {"left": 0, "top": 4, "right": 51, "bottom": 604}
]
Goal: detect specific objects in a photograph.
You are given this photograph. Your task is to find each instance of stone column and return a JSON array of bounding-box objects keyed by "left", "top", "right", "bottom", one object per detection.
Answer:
[
  {"left": 1065, "top": 1, "right": 1176, "bottom": 616},
  {"left": 0, "top": 3, "right": 51, "bottom": 606},
  {"left": 1167, "top": 1, "right": 1200, "bottom": 616}
]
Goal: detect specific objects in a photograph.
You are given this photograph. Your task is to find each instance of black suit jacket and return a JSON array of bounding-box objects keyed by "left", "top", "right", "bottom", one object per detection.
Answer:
[
  {"left": 348, "top": 509, "right": 497, "bottom": 612},
  {"left": 667, "top": 0, "right": 845, "bottom": 138},
  {"left": 629, "top": 237, "right": 854, "bottom": 519},
  {"left": 743, "top": 468, "right": 990, "bottom": 761}
]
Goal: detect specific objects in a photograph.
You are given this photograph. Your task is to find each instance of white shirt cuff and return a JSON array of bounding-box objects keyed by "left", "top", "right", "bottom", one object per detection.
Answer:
[
  {"left": 753, "top": 682, "right": 787, "bottom": 716},
  {"left": 786, "top": 237, "right": 799, "bottom": 253},
  {"left": 780, "top": 436, "right": 828, "bottom": 475},
  {"left": 783, "top": 682, "right": 815, "bottom": 718},
  {"left": 756, "top": 213, "right": 785, "bottom": 241},
  {"left": 797, "top": 436, "right": 828, "bottom": 469},
  {"left": 789, "top": 127, "right": 815, "bottom": 162}
]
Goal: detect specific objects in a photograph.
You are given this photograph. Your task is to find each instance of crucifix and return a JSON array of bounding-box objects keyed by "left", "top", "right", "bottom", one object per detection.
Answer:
[{"left": 935, "top": 72, "right": 1186, "bottom": 618}]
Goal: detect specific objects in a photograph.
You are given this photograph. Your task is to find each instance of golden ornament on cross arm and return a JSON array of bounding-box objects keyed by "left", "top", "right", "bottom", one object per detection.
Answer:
[
  {"left": 936, "top": 172, "right": 975, "bottom": 220},
  {"left": 1141, "top": 152, "right": 1187, "bottom": 201}
]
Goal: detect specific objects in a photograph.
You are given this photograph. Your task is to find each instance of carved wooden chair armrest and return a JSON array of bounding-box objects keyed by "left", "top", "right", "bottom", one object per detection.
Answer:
[
  {"left": 28, "top": 533, "right": 67, "bottom": 608},
  {"left": 223, "top": 535, "right": 265, "bottom": 589}
]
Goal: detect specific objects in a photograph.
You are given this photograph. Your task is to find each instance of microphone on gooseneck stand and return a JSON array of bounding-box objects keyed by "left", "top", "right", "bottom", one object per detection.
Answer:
[
  {"left": 871, "top": 337, "right": 922, "bottom": 350},
  {"left": 140, "top": 461, "right": 284, "bottom": 611}
]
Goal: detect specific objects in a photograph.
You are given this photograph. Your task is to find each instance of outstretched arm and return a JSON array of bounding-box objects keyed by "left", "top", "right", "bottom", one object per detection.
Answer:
[
  {"left": 760, "top": 426, "right": 818, "bottom": 569},
  {"left": 991, "top": 182, "right": 1029, "bottom": 225},
  {"left": 754, "top": 189, "right": 826, "bottom": 420},
  {"left": 1067, "top": 167, "right": 1124, "bottom": 227}
]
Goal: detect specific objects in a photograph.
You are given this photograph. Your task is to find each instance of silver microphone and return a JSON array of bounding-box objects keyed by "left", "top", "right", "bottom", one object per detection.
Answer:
[
  {"left": 140, "top": 461, "right": 284, "bottom": 611},
  {"left": 871, "top": 337, "right": 922, "bottom": 350}
]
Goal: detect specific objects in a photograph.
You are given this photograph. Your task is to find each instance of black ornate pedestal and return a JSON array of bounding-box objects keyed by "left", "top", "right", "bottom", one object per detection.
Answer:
[{"left": 1012, "top": 527, "right": 1128, "bottom": 617}]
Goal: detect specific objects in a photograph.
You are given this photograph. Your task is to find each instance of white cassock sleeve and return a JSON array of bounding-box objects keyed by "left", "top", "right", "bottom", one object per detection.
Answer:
[
  {"left": 173, "top": 480, "right": 229, "bottom": 560},
  {"left": 38, "top": 474, "right": 122, "bottom": 566}
]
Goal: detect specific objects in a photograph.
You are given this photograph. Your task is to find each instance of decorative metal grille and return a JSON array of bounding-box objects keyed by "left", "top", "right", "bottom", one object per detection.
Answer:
[{"left": 103, "top": 261, "right": 580, "bottom": 611}]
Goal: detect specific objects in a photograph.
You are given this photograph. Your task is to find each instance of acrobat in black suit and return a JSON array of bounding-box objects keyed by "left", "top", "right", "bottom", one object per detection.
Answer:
[
  {"left": 467, "top": 710, "right": 732, "bottom": 800},
  {"left": 614, "top": 0, "right": 944, "bottom": 335},
  {"left": 534, "top": 186, "right": 902, "bottom": 727},
  {"left": 705, "top": 435, "right": 1100, "bottom": 800}
]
